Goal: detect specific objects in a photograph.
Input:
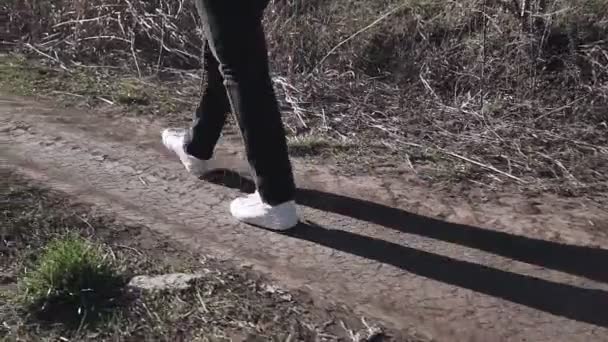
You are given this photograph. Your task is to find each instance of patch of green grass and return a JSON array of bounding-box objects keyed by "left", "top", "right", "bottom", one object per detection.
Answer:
[
  {"left": 0, "top": 53, "right": 196, "bottom": 122},
  {"left": 20, "top": 235, "right": 124, "bottom": 325},
  {"left": 0, "top": 54, "right": 45, "bottom": 95},
  {"left": 0, "top": 54, "right": 108, "bottom": 98},
  {"left": 116, "top": 78, "right": 150, "bottom": 105}
]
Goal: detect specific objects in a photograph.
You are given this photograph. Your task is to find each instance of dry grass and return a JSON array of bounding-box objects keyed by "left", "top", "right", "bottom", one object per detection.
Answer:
[{"left": 2, "top": 0, "right": 608, "bottom": 198}]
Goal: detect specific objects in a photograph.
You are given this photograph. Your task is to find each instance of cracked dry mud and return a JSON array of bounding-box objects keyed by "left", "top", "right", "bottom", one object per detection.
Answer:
[{"left": 1, "top": 94, "right": 608, "bottom": 342}]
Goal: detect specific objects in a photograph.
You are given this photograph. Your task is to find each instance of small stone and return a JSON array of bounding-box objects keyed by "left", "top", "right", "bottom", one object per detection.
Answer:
[{"left": 128, "top": 273, "right": 203, "bottom": 291}]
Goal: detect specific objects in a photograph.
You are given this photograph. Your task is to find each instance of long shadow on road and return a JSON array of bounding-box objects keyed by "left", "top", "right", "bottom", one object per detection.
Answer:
[
  {"left": 204, "top": 169, "right": 608, "bottom": 327},
  {"left": 288, "top": 221, "right": 608, "bottom": 327}
]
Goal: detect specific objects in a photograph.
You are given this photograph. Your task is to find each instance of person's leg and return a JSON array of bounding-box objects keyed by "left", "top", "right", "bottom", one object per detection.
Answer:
[
  {"left": 195, "top": 0, "right": 296, "bottom": 206},
  {"left": 161, "top": 38, "right": 229, "bottom": 175},
  {"left": 183, "top": 30, "right": 231, "bottom": 160}
]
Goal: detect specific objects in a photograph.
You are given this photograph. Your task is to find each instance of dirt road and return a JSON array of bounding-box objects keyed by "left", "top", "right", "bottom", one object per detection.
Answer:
[{"left": 2, "top": 94, "right": 608, "bottom": 341}]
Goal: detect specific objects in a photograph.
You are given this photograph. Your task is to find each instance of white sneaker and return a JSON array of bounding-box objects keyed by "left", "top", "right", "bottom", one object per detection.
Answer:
[
  {"left": 161, "top": 128, "right": 208, "bottom": 177},
  {"left": 230, "top": 192, "right": 299, "bottom": 231}
]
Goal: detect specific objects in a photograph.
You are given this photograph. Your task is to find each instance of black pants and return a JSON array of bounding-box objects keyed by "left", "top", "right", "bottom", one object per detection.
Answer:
[{"left": 185, "top": 0, "right": 296, "bottom": 205}]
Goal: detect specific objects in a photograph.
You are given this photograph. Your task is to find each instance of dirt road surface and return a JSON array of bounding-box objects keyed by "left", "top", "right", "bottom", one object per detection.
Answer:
[{"left": 2, "top": 94, "right": 608, "bottom": 341}]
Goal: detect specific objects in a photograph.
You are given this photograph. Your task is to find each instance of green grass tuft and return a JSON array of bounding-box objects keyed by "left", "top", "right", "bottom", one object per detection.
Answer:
[
  {"left": 20, "top": 235, "right": 124, "bottom": 324},
  {"left": 0, "top": 54, "right": 43, "bottom": 96},
  {"left": 116, "top": 78, "right": 151, "bottom": 105}
]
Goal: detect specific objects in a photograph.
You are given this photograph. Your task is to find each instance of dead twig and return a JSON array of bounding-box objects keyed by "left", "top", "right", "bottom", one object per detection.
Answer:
[
  {"left": 533, "top": 96, "right": 587, "bottom": 122},
  {"left": 115, "top": 244, "right": 144, "bottom": 256},
  {"left": 96, "top": 96, "right": 115, "bottom": 105},
  {"left": 25, "top": 43, "right": 69, "bottom": 71},
  {"left": 129, "top": 31, "right": 142, "bottom": 78},
  {"left": 420, "top": 71, "right": 440, "bottom": 101},
  {"left": 77, "top": 215, "right": 96, "bottom": 232},
  {"left": 51, "top": 91, "right": 86, "bottom": 98},
  {"left": 480, "top": 0, "right": 488, "bottom": 112},
  {"left": 274, "top": 76, "right": 308, "bottom": 128},
  {"left": 53, "top": 15, "right": 110, "bottom": 28},
  {"left": 443, "top": 150, "right": 526, "bottom": 183},
  {"left": 78, "top": 36, "right": 131, "bottom": 43}
]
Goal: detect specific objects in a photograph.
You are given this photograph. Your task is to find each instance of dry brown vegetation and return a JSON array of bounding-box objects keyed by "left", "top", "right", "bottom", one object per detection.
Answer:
[{"left": 2, "top": 0, "right": 608, "bottom": 197}]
